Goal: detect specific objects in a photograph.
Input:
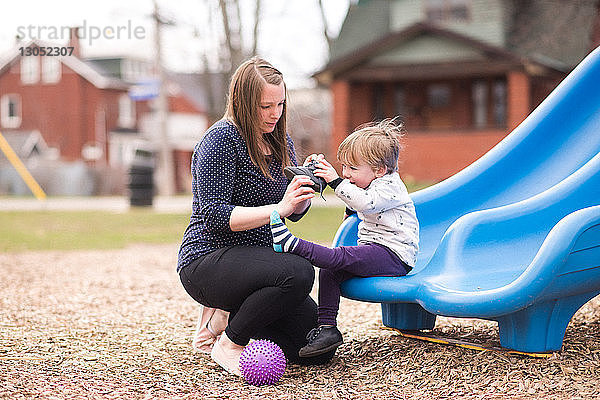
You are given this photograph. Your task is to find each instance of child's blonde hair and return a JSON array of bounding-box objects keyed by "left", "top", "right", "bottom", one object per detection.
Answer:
[{"left": 337, "top": 118, "right": 405, "bottom": 173}]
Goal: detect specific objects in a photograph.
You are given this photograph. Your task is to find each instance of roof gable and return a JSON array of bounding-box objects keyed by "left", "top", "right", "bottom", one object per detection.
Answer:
[
  {"left": 315, "top": 23, "right": 530, "bottom": 82},
  {"left": 326, "top": 0, "right": 597, "bottom": 81},
  {"left": 62, "top": 56, "right": 129, "bottom": 90},
  {"left": 368, "top": 32, "right": 487, "bottom": 66}
]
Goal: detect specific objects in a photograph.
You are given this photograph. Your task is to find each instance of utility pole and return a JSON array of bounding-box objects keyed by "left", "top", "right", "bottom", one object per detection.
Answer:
[{"left": 153, "top": 0, "right": 175, "bottom": 196}]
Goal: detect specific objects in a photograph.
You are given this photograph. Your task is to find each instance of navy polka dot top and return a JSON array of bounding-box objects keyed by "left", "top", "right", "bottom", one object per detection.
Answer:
[{"left": 177, "top": 119, "right": 298, "bottom": 272}]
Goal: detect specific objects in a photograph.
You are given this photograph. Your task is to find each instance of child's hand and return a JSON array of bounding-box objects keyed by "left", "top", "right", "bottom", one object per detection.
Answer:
[
  {"left": 303, "top": 153, "right": 325, "bottom": 167},
  {"left": 313, "top": 158, "right": 339, "bottom": 183}
]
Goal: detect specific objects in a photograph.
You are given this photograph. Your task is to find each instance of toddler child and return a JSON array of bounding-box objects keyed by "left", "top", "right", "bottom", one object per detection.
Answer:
[{"left": 270, "top": 118, "right": 419, "bottom": 357}]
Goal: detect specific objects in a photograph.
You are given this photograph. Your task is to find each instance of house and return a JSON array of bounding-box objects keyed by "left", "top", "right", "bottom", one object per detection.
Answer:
[
  {"left": 0, "top": 28, "right": 208, "bottom": 195},
  {"left": 314, "top": 0, "right": 600, "bottom": 182}
]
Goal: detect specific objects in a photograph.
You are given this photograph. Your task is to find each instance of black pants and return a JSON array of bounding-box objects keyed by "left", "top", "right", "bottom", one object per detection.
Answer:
[{"left": 179, "top": 245, "right": 334, "bottom": 365}]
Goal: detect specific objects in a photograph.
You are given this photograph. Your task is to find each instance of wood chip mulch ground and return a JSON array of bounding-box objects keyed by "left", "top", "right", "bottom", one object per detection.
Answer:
[{"left": 1, "top": 244, "right": 599, "bottom": 399}]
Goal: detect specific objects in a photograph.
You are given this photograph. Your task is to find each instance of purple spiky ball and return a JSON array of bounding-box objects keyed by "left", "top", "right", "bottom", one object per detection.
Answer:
[{"left": 239, "top": 339, "right": 286, "bottom": 386}]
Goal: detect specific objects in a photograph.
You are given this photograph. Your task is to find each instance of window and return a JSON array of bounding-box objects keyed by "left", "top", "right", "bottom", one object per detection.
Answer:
[
  {"left": 373, "top": 84, "right": 385, "bottom": 121},
  {"left": 472, "top": 81, "right": 488, "bottom": 128},
  {"left": 42, "top": 57, "right": 61, "bottom": 84},
  {"left": 493, "top": 80, "right": 507, "bottom": 127},
  {"left": 1, "top": 94, "right": 22, "bottom": 128},
  {"left": 425, "top": 0, "right": 470, "bottom": 23},
  {"left": 428, "top": 84, "right": 451, "bottom": 109},
  {"left": 21, "top": 56, "right": 39, "bottom": 84},
  {"left": 394, "top": 84, "right": 407, "bottom": 117},
  {"left": 118, "top": 94, "right": 136, "bottom": 128},
  {"left": 471, "top": 80, "right": 507, "bottom": 129}
]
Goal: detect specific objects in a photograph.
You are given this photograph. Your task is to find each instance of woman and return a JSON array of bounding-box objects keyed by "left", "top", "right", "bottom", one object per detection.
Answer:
[{"left": 178, "top": 56, "right": 334, "bottom": 376}]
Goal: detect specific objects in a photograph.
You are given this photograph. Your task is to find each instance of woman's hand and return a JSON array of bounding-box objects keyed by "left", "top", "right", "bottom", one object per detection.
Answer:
[
  {"left": 276, "top": 175, "right": 315, "bottom": 217},
  {"left": 313, "top": 158, "right": 339, "bottom": 183}
]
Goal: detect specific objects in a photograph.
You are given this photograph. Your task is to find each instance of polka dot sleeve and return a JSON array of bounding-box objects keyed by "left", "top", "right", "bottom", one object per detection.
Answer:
[{"left": 192, "top": 130, "right": 237, "bottom": 233}]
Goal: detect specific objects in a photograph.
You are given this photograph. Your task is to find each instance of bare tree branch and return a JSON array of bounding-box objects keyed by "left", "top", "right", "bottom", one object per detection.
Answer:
[
  {"left": 219, "top": 0, "right": 245, "bottom": 74},
  {"left": 317, "top": 0, "right": 333, "bottom": 53},
  {"left": 218, "top": 0, "right": 235, "bottom": 70},
  {"left": 251, "top": 0, "right": 261, "bottom": 56}
]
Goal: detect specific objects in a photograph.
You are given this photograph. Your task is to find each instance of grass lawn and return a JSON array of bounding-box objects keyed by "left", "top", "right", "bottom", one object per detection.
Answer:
[
  {"left": 288, "top": 206, "right": 346, "bottom": 243},
  {"left": 0, "top": 180, "right": 430, "bottom": 252},
  {"left": 0, "top": 206, "right": 346, "bottom": 253},
  {"left": 0, "top": 210, "right": 189, "bottom": 252}
]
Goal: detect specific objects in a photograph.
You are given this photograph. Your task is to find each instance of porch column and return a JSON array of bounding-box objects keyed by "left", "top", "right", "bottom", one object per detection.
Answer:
[
  {"left": 331, "top": 80, "right": 351, "bottom": 161},
  {"left": 507, "top": 71, "right": 531, "bottom": 131}
]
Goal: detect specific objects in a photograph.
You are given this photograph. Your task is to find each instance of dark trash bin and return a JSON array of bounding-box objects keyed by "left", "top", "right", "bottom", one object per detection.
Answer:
[{"left": 128, "top": 164, "right": 154, "bottom": 207}]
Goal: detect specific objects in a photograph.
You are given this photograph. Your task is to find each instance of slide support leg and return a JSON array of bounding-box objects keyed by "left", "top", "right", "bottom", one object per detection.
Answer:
[
  {"left": 381, "top": 303, "right": 437, "bottom": 331},
  {"left": 496, "top": 291, "right": 599, "bottom": 352}
]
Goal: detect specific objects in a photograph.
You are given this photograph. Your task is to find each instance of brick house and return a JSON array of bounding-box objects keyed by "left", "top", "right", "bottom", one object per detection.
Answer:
[
  {"left": 314, "top": 0, "right": 600, "bottom": 182},
  {"left": 0, "top": 32, "right": 207, "bottom": 194}
]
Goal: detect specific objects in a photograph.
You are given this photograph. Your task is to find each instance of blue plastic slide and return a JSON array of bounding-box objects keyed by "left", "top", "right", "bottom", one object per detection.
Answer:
[{"left": 333, "top": 47, "right": 600, "bottom": 352}]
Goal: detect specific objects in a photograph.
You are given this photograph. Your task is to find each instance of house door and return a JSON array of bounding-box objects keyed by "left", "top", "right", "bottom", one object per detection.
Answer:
[{"left": 426, "top": 83, "right": 453, "bottom": 130}]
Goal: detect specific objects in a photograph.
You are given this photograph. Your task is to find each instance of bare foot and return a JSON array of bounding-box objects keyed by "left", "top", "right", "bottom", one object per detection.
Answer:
[{"left": 211, "top": 333, "right": 244, "bottom": 376}]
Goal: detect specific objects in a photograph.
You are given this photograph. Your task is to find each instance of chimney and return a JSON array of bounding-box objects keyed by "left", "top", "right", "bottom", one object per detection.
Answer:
[{"left": 68, "top": 27, "right": 81, "bottom": 57}]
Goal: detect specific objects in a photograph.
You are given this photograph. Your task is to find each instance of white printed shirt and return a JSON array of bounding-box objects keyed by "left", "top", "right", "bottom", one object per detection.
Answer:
[{"left": 335, "top": 173, "right": 419, "bottom": 267}]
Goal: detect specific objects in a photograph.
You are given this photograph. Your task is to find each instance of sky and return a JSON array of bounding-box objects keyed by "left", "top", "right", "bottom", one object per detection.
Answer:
[{"left": 0, "top": 0, "right": 350, "bottom": 88}]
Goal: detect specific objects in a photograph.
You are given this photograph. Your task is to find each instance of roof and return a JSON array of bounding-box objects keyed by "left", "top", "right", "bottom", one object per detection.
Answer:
[
  {"left": 329, "top": 0, "right": 391, "bottom": 61},
  {"left": 314, "top": 22, "right": 566, "bottom": 84},
  {"left": 0, "top": 41, "right": 216, "bottom": 114},
  {"left": 84, "top": 58, "right": 124, "bottom": 80},
  {"left": 318, "top": 0, "right": 597, "bottom": 84},
  {"left": 0, "top": 40, "right": 129, "bottom": 90},
  {"left": 62, "top": 56, "right": 130, "bottom": 90}
]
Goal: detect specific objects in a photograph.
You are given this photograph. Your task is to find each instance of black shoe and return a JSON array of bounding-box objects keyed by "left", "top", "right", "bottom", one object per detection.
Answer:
[
  {"left": 298, "top": 325, "right": 343, "bottom": 357},
  {"left": 284, "top": 160, "right": 327, "bottom": 194}
]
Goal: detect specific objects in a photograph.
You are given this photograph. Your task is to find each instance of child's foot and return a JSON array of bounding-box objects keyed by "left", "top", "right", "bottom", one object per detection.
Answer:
[
  {"left": 210, "top": 333, "right": 243, "bottom": 376},
  {"left": 298, "top": 325, "right": 343, "bottom": 357},
  {"left": 270, "top": 210, "right": 298, "bottom": 252}
]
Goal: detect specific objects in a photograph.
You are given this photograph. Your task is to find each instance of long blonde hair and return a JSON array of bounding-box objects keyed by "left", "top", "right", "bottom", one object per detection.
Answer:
[{"left": 224, "top": 56, "right": 291, "bottom": 179}]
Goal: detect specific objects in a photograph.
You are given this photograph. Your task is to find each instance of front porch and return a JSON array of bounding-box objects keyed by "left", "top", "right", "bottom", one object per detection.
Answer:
[{"left": 330, "top": 69, "right": 562, "bottom": 182}]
